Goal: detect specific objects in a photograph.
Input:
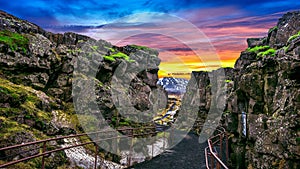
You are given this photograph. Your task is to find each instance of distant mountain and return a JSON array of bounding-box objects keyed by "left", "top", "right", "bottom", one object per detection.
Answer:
[{"left": 157, "top": 77, "right": 188, "bottom": 94}]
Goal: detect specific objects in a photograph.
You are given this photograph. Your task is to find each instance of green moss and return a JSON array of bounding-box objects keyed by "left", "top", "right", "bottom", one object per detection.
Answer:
[
  {"left": 91, "top": 45, "right": 98, "bottom": 51},
  {"left": 247, "top": 45, "right": 276, "bottom": 58},
  {"left": 156, "top": 131, "right": 170, "bottom": 138},
  {"left": 66, "top": 48, "right": 82, "bottom": 54},
  {"left": 119, "top": 121, "right": 130, "bottom": 126},
  {"left": 129, "top": 44, "right": 151, "bottom": 51},
  {"left": 224, "top": 110, "right": 231, "bottom": 115},
  {"left": 247, "top": 45, "right": 270, "bottom": 53},
  {"left": 77, "top": 114, "right": 98, "bottom": 132},
  {"left": 288, "top": 31, "right": 300, "bottom": 42},
  {"left": 51, "top": 49, "right": 61, "bottom": 61},
  {"left": 111, "top": 52, "right": 130, "bottom": 60},
  {"left": 283, "top": 45, "right": 290, "bottom": 52},
  {"left": 0, "top": 107, "right": 20, "bottom": 116},
  {"left": 103, "top": 55, "right": 116, "bottom": 61},
  {"left": 0, "top": 78, "right": 51, "bottom": 124},
  {"left": 0, "top": 116, "right": 30, "bottom": 139},
  {"left": 257, "top": 48, "right": 276, "bottom": 57},
  {"left": 109, "top": 47, "right": 115, "bottom": 52},
  {"left": 268, "top": 26, "right": 278, "bottom": 33},
  {"left": 104, "top": 52, "right": 130, "bottom": 62},
  {"left": 128, "top": 59, "right": 136, "bottom": 63},
  {"left": 0, "top": 30, "right": 28, "bottom": 52},
  {"left": 98, "top": 81, "right": 104, "bottom": 87}
]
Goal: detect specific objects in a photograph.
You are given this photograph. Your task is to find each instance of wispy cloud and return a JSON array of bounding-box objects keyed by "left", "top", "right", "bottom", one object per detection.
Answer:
[{"left": 1, "top": 0, "right": 299, "bottom": 78}]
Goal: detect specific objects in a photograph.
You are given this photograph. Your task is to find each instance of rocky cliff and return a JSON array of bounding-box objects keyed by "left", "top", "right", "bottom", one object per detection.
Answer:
[
  {"left": 0, "top": 10, "right": 161, "bottom": 168},
  {"left": 189, "top": 11, "right": 300, "bottom": 168}
]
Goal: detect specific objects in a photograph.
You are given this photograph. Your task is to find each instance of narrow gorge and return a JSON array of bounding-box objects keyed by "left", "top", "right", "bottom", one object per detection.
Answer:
[
  {"left": 189, "top": 11, "right": 300, "bottom": 169},
  {"left": 0, "top": 9, "right": 299, "bottom": 169}
]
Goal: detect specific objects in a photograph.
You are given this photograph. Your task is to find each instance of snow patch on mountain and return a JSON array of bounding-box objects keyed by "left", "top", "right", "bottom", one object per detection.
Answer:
[{"left": 157, "top": 77, "right": 188, "bottom": 94}]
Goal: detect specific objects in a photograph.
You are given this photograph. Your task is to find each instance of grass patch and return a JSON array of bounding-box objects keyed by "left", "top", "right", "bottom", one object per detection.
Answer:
[
  {"left": 288, "top": 31, "right": 300, "bottom": 42},
  {"left": 0, "top": 30, "right": 28, "bottom": 52}
]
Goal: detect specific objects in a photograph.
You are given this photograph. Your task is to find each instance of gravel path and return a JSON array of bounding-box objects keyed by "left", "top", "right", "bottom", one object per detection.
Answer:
[{"left": 128, "top": 132, "right": 207, "bottom": 169}]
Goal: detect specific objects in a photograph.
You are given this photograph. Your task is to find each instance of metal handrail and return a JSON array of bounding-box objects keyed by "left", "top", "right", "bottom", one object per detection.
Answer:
[
  {"left": 0, "top": 127, "right": 155, "bottom": 152},
  {"left": 205, "top": 127, "right": 229, "bottom": 169},
  {"left": 0, "top": 126, "right": 158, "bottom": 169}
]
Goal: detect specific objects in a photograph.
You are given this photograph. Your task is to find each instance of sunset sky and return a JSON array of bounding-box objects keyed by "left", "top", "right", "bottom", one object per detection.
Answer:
[{"left": 1, "top": 1, "right": 299, "bottom": 79}]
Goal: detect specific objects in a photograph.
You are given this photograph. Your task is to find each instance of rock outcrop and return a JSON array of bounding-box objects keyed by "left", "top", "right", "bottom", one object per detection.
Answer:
[
  {"left": 0, "top": 10, "right": 161, "bottom": 168},
  {"left": 187, "top": 11, "right": 300, "bottom": 169},
  {"left": 227, "top": 11, "right": 300, "bottom": 169}
]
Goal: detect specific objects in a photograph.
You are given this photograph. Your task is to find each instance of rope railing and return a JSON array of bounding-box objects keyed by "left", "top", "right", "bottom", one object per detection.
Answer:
[{"left": 205, "top": 127, "right": 229, "bottom": 169}]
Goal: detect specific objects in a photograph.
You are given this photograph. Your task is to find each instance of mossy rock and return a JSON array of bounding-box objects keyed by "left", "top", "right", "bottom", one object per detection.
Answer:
[
  {"left": 247, "top": 45, "right": 270, "bottom": 53},
  {"left": 129, "top": 44, "right": 152, "bottom": 51},
  {"left": 257, "top": 48, "right": 276, "bottom": 57},
  {"left": 288, "top": 31, "right": 300, "bottom": 42},
  {"left": 104, "top": 52, "right": 130, "bottom": 62},
  {"left": 268, "top": 26, "right": 278, "bottom": 34},
  {"left": 0, "top": 30, "right": 28, "bottom": 52}
]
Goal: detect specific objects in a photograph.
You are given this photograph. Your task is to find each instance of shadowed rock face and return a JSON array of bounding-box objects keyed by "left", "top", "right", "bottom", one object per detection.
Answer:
[{"left": 186, "top": 11, "right": 300, "bottom": 169}]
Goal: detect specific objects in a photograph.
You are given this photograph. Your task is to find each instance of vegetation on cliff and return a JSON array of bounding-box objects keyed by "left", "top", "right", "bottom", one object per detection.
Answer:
[{"left": 0, "top": 30, "right": 28, "bottom": 52}]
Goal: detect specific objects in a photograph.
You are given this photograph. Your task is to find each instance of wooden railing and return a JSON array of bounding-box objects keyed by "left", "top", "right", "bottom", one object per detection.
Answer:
[
  {"left": 0, "top": 127, "right": 158, "bottom": 169},
  {"left": 205, "top": 127, "right": 229, "bottom": 169}
]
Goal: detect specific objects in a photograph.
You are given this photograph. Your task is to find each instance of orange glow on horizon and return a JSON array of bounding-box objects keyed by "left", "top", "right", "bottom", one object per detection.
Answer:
[{"left": 158, "top": 48, "right": 241, "bottom": 79}]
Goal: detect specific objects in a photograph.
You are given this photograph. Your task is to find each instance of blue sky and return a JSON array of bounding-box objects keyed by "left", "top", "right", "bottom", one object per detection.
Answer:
[
  {"left": 1, "top": 0, "right": 299, "bottom": 26},
  {"left": 1, "top": 1, "right": 299, "bottom": 78}
]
